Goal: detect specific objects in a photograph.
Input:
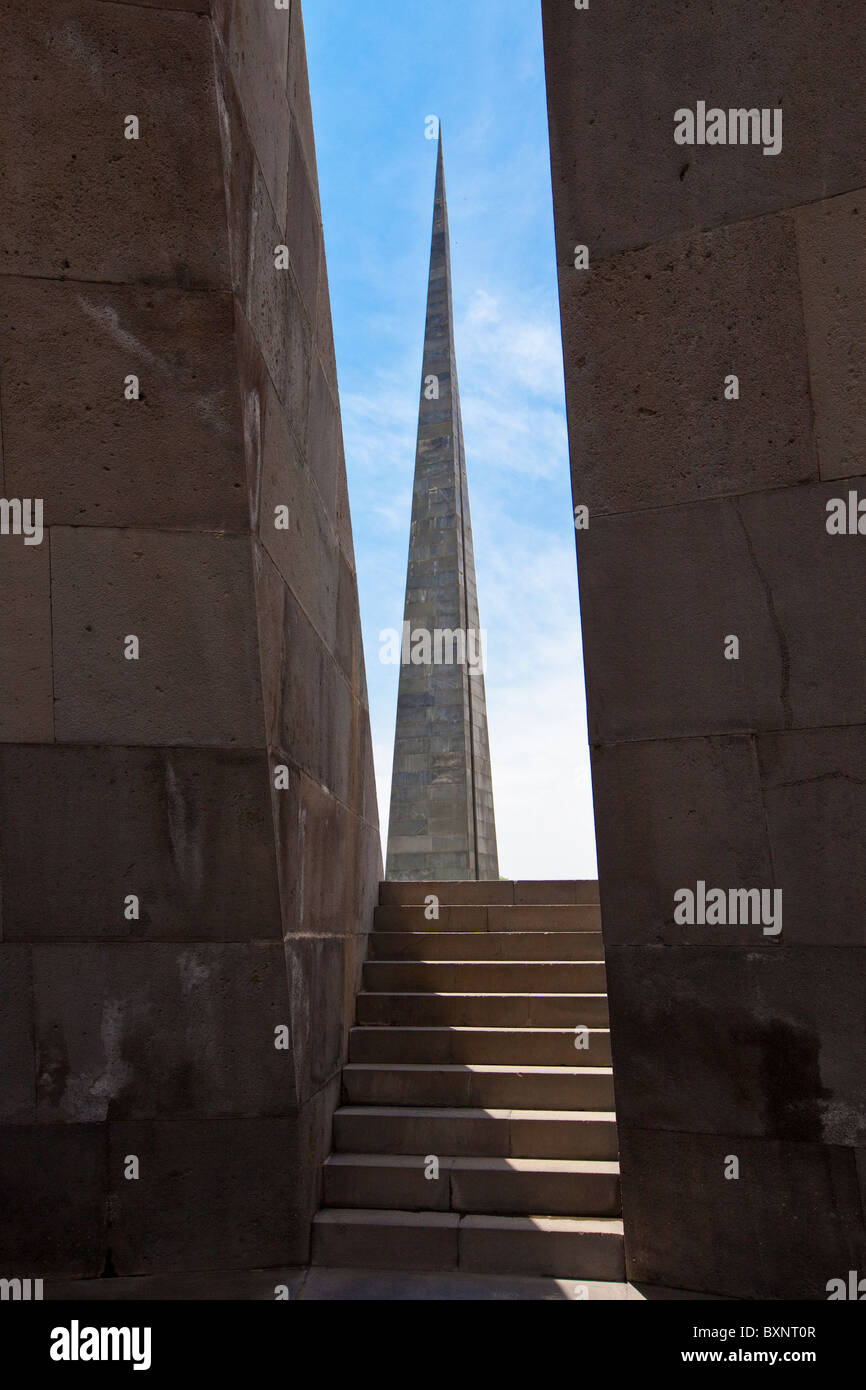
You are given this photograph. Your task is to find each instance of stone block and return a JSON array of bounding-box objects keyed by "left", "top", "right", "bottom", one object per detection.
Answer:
[
  {"left": 796, "top": 189, "right": 866, "bottom": 480},
  {"left": 580, "top": 501, "right": 788, "bottom": 743},
  {"left": 335, "top": 549, "right": 362, "bottom": 694},
  {"left": 284, "top": 114, "right": 322, "bottom": 327},
  {"left": 592, "top": 736, "right": 776, "bottom": 946},
  {"left": 0, "top": 277, "right": 247, "bottom": 530},
  {"left": 212, "top": 0, "right": 290, "bottom": 224},
  {"left": 0, "top": 947, "right": 35, "bottom": 1122},
  {"left": 51, "top": 527, "right": 264, "bottom": 746},
  {"left": 618, "top": 1127, "right": 866, "bottom": 1299},
  {"left": 0, "top": 0, "right": 228, "bottom": 285},
  {"left": 0, "top": 745, "right": 279, "bottom": 943},
  {"left": 561, "top": 214, "right": 817, "bottom": 517},
  {"left": 214, "top": 41, "right": 256, "bottom": 303},
  {"left": 737, "top": 476, "right": 866, "bottom": 730},
  {"left": 758, "top": 727, "right": 866, "bottom": 946},
  {"left": 306, "top": 357, "right": 341, "bottom": 521},
  {"left": 542, "top": 0, "right": 866, "bottom": 261},
  {"left": 316, "top": 247, "right": 340, "bottom": 404},
  {"left": 275, "top": 769, "right": 362, "bottom": 938},
  {"left": 0, "top": 539, "right": 53, "bottom": 742},
  {"left": 283, "top": 936, "right": 347, "bottom": 1106},
  {"left": 607, "top": 945, "right": 866, "bottom": 1144},
  {"left": 258, "top": 378, "right": 338, "bottom": 651},
  {"left": 244, "top": 163, "right": 311, "bottom": 435},
  {"left": 272, "top": 588, "right": 354, "bottom": 805},
  {"left": 0, "top": 1123, "right": 106, "bottom": 1277},
  {"left": 33, "top": 942, "right": 295, "bottom": 1121},
  {"left": 107, "top": 1116, "right": 312, "bottom": 1274},
  {"left": 287, "top": 0, "right": 318, "bottom": 197}
]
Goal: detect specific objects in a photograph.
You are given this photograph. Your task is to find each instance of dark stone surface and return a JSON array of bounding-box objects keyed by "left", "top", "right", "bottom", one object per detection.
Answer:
[
  {"left": 283, "top": 936, "right": 348, "bottom": 1106},
  {"left": 0, "top": 947, "right": 35, "bottom": 1122},
  {"left": 0, "top": 745, "right": 280, "bottom": 943},
  {"left": 33, "top": 942, "right": 296, "bottom": 1121},
  {"left": 51, "top": 527, "right": 265, "bottom": 747},
  {"left": 0, "top": 540, "right": 53, "bottom": 742},
  {"left": 542, "top": 0, "right": 866, "bottom": 262},
  {"left": 608, "top": 945, "right": 866, "bottom": 1143},
  {"left": 618, "top": 1127, "right": 866, "bottom": 1300},
  {"left": 592, "top": 736, "right": 775, "bottom": 947},
  {"left": 212, "top": 0, "right": 290, "bottom": 224},
  {"left": 578, "top": 502, "right": 785, "bottom": 744},
  {"left": 758, "top": 727, "right": 866, "bottom": 945},
  {"left": 0, "top": 1124, "right": 107, "bottom": 1277},
  {"left": 107, "top": 1116, "right": 306, "bottom": 1274},
  {"left": 258, "top": 377, "right": 339, "bottom": 652},
  {"left": 561, "top": 215, "right": 817, "bottom": 516},
  {"left": 796, "top": 190, "right": 866, "bottom": 481},
  {"left": 0, "top": 0, "right": 229, "bottom": 286},
  {"left": 0, "top": 277, "right": 247, "bottom": 530}
]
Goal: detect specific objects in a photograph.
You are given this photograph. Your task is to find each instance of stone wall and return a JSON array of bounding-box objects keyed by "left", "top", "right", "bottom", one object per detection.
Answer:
[
  {"left": 0, "top": 0, "right": 380, "bottom": 1282},
  {"left": 543, "top": 0, "right": 866, "bottom": 1298}
]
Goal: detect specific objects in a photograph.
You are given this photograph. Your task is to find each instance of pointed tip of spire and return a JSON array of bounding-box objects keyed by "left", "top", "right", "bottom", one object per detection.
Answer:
[{"left": 434, "top": 121, "right": 446, "bottom": 195}]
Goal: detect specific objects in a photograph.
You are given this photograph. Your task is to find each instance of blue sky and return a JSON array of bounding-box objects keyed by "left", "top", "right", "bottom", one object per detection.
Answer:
[{"left": 304, "top": 0, "right": 597, "bottom": 878}]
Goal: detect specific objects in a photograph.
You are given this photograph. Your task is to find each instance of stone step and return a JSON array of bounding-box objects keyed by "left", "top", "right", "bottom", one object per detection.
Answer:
[
  {"left": 368, "top": 931, "right": 605, "bottom": 962},
  {"left": 363, "top": 960, "right": 607, "bottom": 994},
  {"left": 379, "top": 881, "right": 601, "bottom": 907},
  {"left": 323, "top": 1154, "right": 621, "bottom": 1217},
  {"left": 356, "top": 992, "right": 609, "bottom": 1028},
  {"left": 312, "top": 1209, "right": 625, "bottom": 1279},
  {"left": 373, "top": 904, "right": 600, "bottom": 932},
  {"left": 342, "top": 1062, "right": 616, "bottom": 1110},
  {"left": 332, "top": 1106, "right": 618, "bottom": 1160},
  {"left": 348, "top": 1025, "right": 612, "bottom": 1067}
]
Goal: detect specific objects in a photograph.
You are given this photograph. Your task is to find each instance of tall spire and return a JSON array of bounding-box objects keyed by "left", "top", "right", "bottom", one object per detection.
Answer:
[{"left": 386, "top": 130, "right": 499, "bottom": 881}]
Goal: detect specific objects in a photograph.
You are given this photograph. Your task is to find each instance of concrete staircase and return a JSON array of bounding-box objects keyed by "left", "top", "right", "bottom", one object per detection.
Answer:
[{"left": 311, "top": 880, "right": 624, "bottom": 1281}]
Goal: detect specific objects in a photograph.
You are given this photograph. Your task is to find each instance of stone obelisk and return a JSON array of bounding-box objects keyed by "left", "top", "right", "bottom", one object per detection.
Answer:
[{"left": 386, "top": 132, "right": 499, "bottom": 882}]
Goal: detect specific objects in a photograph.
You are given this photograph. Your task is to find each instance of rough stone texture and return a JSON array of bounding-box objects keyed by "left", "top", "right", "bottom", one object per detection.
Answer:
[
  {"left": 0, "top": 277, "right": 248, "bottom": 530},
  {"left": 0, "top": 746, "right": 281, "bottom": 943},
  {"left": 618, "top": 1129, "right": 866, "bottom": 1301},
  {"left": 32, "top": 943, "right": 295, "bottom": 1121},
  {"left": 0, "top": 948, "right": 35, "bottom": 1122},
  {"left": 386, "top": 136, "right": 499, "bottom": 882},
  {"left": 795, "top": 191, "right": 866, "bottom": 480},
  {"left": 562, "top": 214, "right": 818, "bottom": 516},
  {"left": 543, "top": 0, "right": 866, "bottom": 1298},
  {"left": 0, "top": 1125, "right": 107, "bottom": 1278},
  {"left": 607, "top": 946, "right": 866, "bottom": 1144},
  {"left": 0, "top": 541, "right": 53, "bottom": 742},
  {"left": 0, "top": 0, "right": 229, "bottom": 286},
  {"left": 544, "top": 0, "right": 866, "bottom": 263},
  {"left": 51, "top": 527, "right": 265, "bottom": 747},
  {"left": 0, "top": 0, "right": 380, "bottom": 1284}
]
